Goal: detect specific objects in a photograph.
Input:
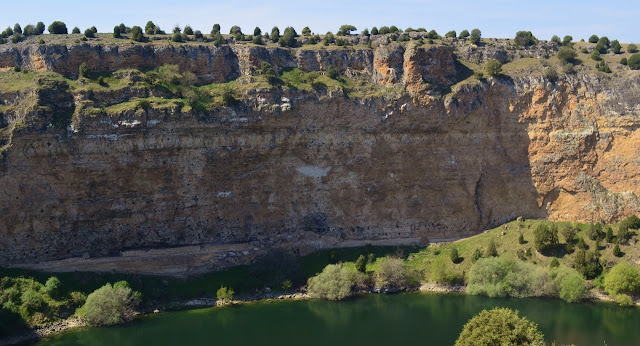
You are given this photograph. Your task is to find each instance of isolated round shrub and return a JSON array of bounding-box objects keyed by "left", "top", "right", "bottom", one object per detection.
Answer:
[
  {"left": 455, "top": 308, "right": 544, "bottom": 346},
  {"left": 307, "top": 264, "right": 355, "bottom": 300},
  {"left": 78, "top": 282, "right": 140, "bottom": 326}
]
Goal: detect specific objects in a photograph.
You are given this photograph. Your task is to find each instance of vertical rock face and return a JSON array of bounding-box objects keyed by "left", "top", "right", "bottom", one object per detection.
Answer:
[{"left": 0, "top": 40, "right": 640, "bottom": 274}]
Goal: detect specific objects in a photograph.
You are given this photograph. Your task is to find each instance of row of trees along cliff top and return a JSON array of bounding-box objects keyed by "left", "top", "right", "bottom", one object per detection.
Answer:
[{"left": 2, "top": 22, "right": 638, "bottom": 51}]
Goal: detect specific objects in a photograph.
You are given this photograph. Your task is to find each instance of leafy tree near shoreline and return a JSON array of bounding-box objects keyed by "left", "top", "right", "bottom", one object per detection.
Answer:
[
  {"left": 454, "top": 308, "right": 544, "bottom": 346},
  {"left": 307, "top": 264, "right": 356, "bottom": 300},
  {"left": 216, "top": 285, "right": 234, "bottom": 303},
  {"left": 78, "top": 281, "right": 141, "bottom": 326}
]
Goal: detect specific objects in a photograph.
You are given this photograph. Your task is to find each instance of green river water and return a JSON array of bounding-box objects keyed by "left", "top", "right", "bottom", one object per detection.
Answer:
[{"left": 34, "top": 293, "right": 640, "bottom": 346}]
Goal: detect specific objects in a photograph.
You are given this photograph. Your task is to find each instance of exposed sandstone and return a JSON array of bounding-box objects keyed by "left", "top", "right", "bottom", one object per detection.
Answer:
[{"left": 0, "top": 40, "right": 639, "bottom": 275}]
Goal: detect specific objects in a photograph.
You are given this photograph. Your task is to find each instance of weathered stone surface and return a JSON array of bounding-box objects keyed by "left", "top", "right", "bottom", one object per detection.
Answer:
[{"left": 0, "top": 41, "right": 640, "bottom": 275}]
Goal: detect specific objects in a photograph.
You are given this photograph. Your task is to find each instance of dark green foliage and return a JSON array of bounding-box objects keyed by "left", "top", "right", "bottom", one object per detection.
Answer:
[
  {"left": 563, "top": 63, "right": 576, "bottom": 74},
  {"left": 613, "top": 243, "right": 622, "bottom": 257},
  {"left": 574, "top": 249, "right": 602, "bottom": 279},
  {"left": 533, "top": 224, "right": 558, "bottom": 252},
  {"left": 338, "top": 25, "right": 357, "bottom": 36},
  {"left": 586, "top": 223, "right": 603, "bottom": 241},
  {"left": 620, "top": 57, "right": 628, "bottom": 66},
  {"left": 486, "top": 239, "right": 498, "bottom": 257},
  {"left": 576, "top": 237, "right": 587, "bottom": 250},
  {"left": 145, "top": 21, "right": 156, "bottom": 35},
  {"left": 211, "top": 24, "right": 221, "bottom": 35},
  {"left": 79, "top": 63, "right": 88, "bottom": 78},
  {"left": 252, "top": 35, "right": 263, "bottom": 44},
  {"left": 80, "top": 36, "right": 87, "bottom": 42},
  {"left": 518, "top": 233, "right": 525, "bottom": 244},
  {"left": 194, "top": 30, "right": 203, "bottom": 40},
  {"left": 445, "top": 30, "right": 456, "bottom": 38},
  {"left": 562, "top": 35, "right": 573, "bottom": 47},
  {"left": 260, "top": 61, "right": 278, "bottom": 84},
  {"left": 117, "top": 23, "right": 129, "bottom": 34},
  {"left": 13, "top": 23, "right": 21, "bottom": 34},
  {"left": 427, "top": 30, "right": 438, "bottom": 39},
  {"left": 253, "top": 27, "right": 261, "bottom": 37},
  {"left": 361, "top": 28, "right": 369, "bottom": 37},
  {"left": 270, "top": 26, "right": 280, "bottom": 42},
  {"left": 171, "top": 32, "right": 182, "bottom": 42},
  {"left": 594, "top": 42, "right": 607, "bottom": 54},
  {"left": 561, "top": 226, "right": 577, "bottom": 244},
  {"left": 557, "top": 46, "right": 577, "bottom": 63},
  {"left": 229, "top": 25, "right": 242, "bottom": 35},
  {"left": 371, "top": 27, "right": 379, "bottom": 35},
  {"left": 355, "top": 254, "right": 366, "bottom": 273},
  {"left": 378, "top": 26, "right": 390, "bottom": 35},
  {"left": 183, "top": 25, "right": 193, "bottom": 35},
  {"left": 279, "top": 27, "right": 297, "bottom": 47},
  {"left": 550, "top": 258, "right": 560, "bottom": 268},
  {"left": 13, "top": 65, "right": 20, "bottom": 72},
  {"left": 469, "top": 28, "right": 481, "bottom": 45},
  {"left": 221, "top": 85, "right": 236, "bottom": 106},
  {"left": 455, "top": 308, "right": 544, "bottom": 346},
  {"left": 131, "top": 26, "right": 144, "bottom": 42},
  {"left": 611, "top": 40, "right": 621, "bottom": 54},
  {"left": 589, "top": 35, "right": 599, "bottom": 43},
  {"left": 459, "top": 29, "right": 470, "bottom": 39},
  {"left": 485, "top": 60, "right": 502, "bottom": 76},
  {"left": 216, "top": 285, "right": 234, "bottom": 303},
  {"left": 23, "top": 25, "right": 36, "bottom": 36},
  {"left": 323, "top": 31, "right": 335, "bottom": 46},
  {"left": 398, "top": 34, "right": 410, "bottom": 42},
  {"left": 551, "top": 35, "right": 561, "bottom": 45},
  {"left": 605, "top": 226, "right": 614, "bottom": 242},
  {"left": 302, "top": 26, "right": 311, "bottom": 36},
  {"left": 545, "top": 67, "right": 558, "bottom": 82},
  {"left": 11, "top": 33, "right": 21, "bottom": 44},
  {"left": 90, "top": 26, "right": 97, "bottom": 34},
  {"left": 389, "top": 25, "right": 399, "bottom": 32},
  {"left": 38, "top": 39, "right": 45, "bottom": 45},
  {"left": 172, "top": 26, "right": 181, "bottom": 34},
  {"left": 213, "top": 33, "right": 225, "bottom": 46},
  {"left": 450, "top": 248, "right": 459, "bottom": 263},
  {"left": 36, "top": 22, "right": 45, "bottom": 35},
  {"left": 113, "top": 26, "right": 121, "bottom": 38},
  {"left": 367, "top": 253, "right": 375, "bottom": 264},
  {"left": 3, "top": 27, "right": 13, "bottom": 37},
  {"left": 590, "top": 50, "right": 601, "bottom": 61},
  {"left": 596, "top": 61, "right": 611, "bottom": 73},
  {"left": 628, "top": 53, "right": 640, "bottom": 69},
  {"left": 514, "top": 31, "right": 536, "bottom": 47},
  {"left": 326, "top": 65, "right": 339, "bottom": 79},
  {"left": 628, "top": 44, "right": 638, "bottom": 53},
  {"left": 335, "top": 38, "right": 346, "bottom": 46},
  {"left": 597, "top": 36, "right": 610, "bottom": 48},
  {"left": 84, "top": 28, "right": 95, "bottom": 38},
  {"left": 72, "top": 27, "right": 80, "bottom": 34},
  {"left": 43, "top": 277, "right": 62, "bottom": 299},
  {"left": 468, "top": 257, "right": 555, "bottom": 298},
  {"left": 467, "top": 248, "right": 482, "bottom": 264}
]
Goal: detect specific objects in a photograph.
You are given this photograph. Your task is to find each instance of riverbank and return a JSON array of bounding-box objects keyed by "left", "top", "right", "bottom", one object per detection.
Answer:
[{"left": 5, "top": 282, "right": 638, "bottom": 346}]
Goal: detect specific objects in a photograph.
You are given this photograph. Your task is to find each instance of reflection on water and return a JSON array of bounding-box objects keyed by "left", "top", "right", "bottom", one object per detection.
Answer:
[{"left": 35, "top": 293, "right": 640, "bottom": 346}]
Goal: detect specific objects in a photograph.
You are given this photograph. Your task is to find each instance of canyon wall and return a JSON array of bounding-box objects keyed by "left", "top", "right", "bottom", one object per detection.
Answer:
[{"left": 1, "top": 40, "right": 639, "bottom": 274}]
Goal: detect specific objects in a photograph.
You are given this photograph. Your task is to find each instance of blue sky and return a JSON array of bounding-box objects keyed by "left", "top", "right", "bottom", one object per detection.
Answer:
[{"left": 2, "top": 0, "right": 639, "bottom": 42}]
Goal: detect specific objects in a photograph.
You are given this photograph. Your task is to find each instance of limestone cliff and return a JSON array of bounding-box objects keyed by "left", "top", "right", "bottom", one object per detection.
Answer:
[{"left": 0, "top": 37, "right": 639, "bottom": 275}]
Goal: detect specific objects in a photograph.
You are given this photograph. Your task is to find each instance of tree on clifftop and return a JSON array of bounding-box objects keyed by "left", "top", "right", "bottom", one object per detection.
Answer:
[
  {"left": 469, "top": 28, "right": 481, "bottom": 45},
  {"left": 210, "top": 24, "right": 220, "bottom": 35},
  {"left": 514, "top": 31, "right": 536, "bottom": 48},
  {"left": 270, "top": 26, "right": 280, "bottom": 42},
  {"left": 337, "top": 24, "right": 357, "bottom": 36},
  {"left": 485, "top": 60, "right": 502, "bottom": 77},
  {"left": 458, "top": 29, "right": 469, "bottom": 39},
  {"left": 145, "top": 21, "right": 156, "bottom": 35},
  {"left": 130, "top": 26, "right": 144, "bottom": 42},
  {"left": 48, "top": 21, "right": 68, "bottom": 34}
]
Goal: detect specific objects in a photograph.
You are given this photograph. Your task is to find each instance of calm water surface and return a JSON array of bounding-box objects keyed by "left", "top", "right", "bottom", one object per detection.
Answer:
[{"left": 35, "top": 293, "right": 640, "bottom": 346}]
